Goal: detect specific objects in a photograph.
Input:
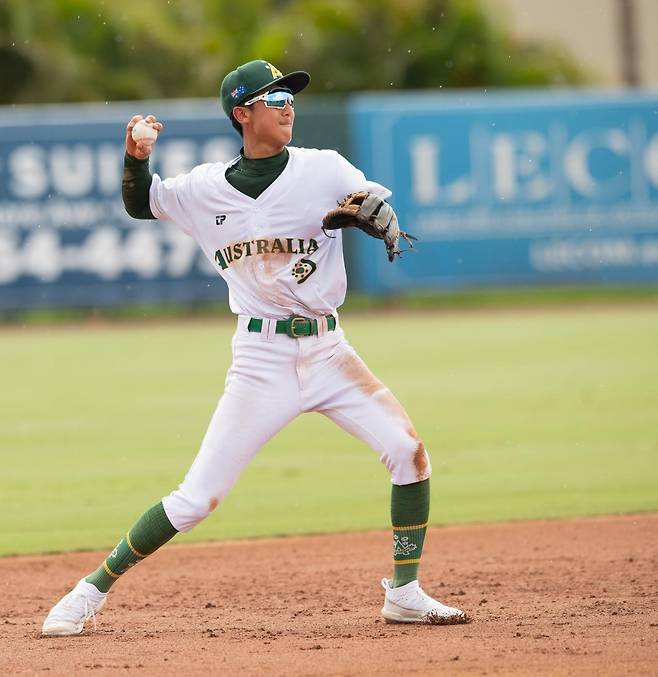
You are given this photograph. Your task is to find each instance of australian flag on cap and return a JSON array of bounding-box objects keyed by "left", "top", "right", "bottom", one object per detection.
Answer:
[{"left": 231, "top": 84, "right": 247, "bottom": 99}]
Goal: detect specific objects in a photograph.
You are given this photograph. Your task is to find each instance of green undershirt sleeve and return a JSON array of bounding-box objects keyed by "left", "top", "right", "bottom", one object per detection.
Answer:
[{"left": 122, "top": 152, "right": 155, "bottom": 220}]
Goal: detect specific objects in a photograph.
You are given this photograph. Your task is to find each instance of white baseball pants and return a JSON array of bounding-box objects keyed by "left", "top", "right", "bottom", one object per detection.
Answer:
[{"left": 162, "top": 316, "right": 431, "bottom": 532}]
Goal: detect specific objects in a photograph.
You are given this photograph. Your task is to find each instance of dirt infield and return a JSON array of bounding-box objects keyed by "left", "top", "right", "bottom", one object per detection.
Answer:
[{"left": 2, "top": 513, "right": 657, "bottom": 676}]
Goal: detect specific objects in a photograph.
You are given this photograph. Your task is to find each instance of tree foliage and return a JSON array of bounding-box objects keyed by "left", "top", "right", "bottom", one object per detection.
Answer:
[{"left": 0, "top": 0, "right": 587, "bottom": 104}]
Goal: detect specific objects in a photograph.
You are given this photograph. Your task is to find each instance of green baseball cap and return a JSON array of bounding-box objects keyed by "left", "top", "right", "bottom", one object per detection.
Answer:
[{"left": 220, "top": 59, "right": 310, "bottom": 119}]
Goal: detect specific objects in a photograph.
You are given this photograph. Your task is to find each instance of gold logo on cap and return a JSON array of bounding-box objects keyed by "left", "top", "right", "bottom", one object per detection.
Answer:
[{"left": 265, "top": 62, "right": 283, "bottom": 79}]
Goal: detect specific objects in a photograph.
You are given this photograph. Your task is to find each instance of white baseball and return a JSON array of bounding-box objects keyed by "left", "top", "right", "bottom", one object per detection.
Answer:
[{"left": 131, "top": 119, "right": 158, "bottom": 145}]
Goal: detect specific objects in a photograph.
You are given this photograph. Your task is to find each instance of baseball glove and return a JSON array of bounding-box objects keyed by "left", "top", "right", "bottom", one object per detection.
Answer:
[{"left": 322, "top": 191, "right": 417, "bottom": 262}]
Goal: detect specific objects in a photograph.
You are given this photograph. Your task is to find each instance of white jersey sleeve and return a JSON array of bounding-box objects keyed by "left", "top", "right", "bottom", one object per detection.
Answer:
[
  {"left": 149, "top": 162, "right": 219, "bottom": 236},
  {"left": 331, "top": 151, "right": 392, "bottom": 201}
]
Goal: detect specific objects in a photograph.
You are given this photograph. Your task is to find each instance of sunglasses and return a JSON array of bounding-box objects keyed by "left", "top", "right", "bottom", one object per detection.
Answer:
[{"left": 242, "top": 89, "right": 294, "bottom": 109}]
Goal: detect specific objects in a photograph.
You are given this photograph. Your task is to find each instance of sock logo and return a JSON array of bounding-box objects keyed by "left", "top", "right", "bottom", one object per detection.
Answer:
[{"left": 393, "top": 534, "right": 418, "bottom": 557}]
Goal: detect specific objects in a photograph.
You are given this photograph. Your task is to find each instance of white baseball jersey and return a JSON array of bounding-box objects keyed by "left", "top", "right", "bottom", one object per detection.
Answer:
[{"left": 149, "top": 146, "right": 391, "bottom": 318}]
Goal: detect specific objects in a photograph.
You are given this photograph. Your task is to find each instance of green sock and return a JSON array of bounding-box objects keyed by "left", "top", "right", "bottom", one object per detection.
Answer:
[
  {"left": 85, "top": 501, "right": 178, "bottom": 593},
  {"left": 391, "top": 479, "right": 430, "bottom": 588}
]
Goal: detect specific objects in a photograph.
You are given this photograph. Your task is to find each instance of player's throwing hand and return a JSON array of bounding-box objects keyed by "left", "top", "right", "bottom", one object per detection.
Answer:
[{"left": 125, "top": 114, "right": 163, "bottom": 160}]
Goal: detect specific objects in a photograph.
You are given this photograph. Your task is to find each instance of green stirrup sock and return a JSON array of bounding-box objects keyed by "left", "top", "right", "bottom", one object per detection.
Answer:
[
  {"left": 391, "top": 479, "right": 430, "bottom": 588},
  {"left": 85, "top": 501, "right": 178, "bottom": 593}
]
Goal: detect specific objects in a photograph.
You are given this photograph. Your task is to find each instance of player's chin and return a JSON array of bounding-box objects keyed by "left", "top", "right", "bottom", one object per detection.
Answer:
[{"left": 279, "top": 124, "right": 293, "bottom": 144}]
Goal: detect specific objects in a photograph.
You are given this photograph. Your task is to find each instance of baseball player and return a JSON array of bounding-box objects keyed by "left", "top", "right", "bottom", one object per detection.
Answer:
[{"left": 42, "top": 60, "right": 466, "bottom": 636}]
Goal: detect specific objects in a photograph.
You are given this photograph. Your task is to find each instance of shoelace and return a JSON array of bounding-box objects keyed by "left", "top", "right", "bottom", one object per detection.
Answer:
[
  {"left": 84, "top": 595, "right": 98, "bottom": 631},
  {"left": 56, "top": 591, "right": 99, "bottom": 631},
  {"left": 406, "top": 586, "right": 433, "bottom": 608}
]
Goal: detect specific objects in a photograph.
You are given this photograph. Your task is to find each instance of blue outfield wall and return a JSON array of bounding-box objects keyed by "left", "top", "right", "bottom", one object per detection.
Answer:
[
  {"left": 1, "top": 91, "right": 658, "bottom": 311},
  {"left": 348, "top": 89, "right": 658, "bottom": 293}
]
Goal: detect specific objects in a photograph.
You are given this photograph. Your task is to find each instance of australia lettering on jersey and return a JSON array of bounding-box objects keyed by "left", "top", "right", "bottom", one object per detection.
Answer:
[{"left": 214, "top": 237, "right": 318, "bottom": 271}]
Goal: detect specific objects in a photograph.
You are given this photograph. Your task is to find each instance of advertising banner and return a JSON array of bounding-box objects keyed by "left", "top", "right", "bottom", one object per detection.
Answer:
[{"left": 349, "top": 90, "right": 658, "bottom": 291}]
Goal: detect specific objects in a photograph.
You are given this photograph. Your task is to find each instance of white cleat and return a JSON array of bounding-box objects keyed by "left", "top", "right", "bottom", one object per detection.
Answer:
[
  {"left": 380, "top": 578, "right": 468, "bottom": 625},
  {"left": 41, "top": 579, "right": 108, "bottom": 636}
]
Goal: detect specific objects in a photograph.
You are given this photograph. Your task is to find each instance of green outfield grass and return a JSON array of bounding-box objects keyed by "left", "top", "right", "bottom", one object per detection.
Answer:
[{"left": 2, "top": 305, "right": 657, "bottom": 557}]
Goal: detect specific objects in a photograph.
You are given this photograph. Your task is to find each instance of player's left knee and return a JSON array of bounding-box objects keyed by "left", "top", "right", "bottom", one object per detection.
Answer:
[
  {"left": 407, "top": 439, "right": 432, "bottom": 482},
  {"left": 408, "top": 439, "right": 432, "bottom": 482},
  {"left": 387, "top": 437, "right": 432, "bottom": 485}
]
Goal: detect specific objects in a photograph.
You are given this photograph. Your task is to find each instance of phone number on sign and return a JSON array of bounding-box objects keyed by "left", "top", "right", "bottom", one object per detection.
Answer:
[{"left": 0, "top": 224, "right": 214, "bottom": 284}]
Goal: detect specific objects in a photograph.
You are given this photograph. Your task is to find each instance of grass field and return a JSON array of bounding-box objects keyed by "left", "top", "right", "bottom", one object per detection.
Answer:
[{"left": 2, "top": 305, "right": 657, "bottom": 557}]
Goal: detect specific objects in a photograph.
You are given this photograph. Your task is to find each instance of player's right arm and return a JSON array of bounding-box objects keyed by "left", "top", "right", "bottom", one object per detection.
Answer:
[
  {"left": 125, "top": 116, "right": 216, "bottom": 236},
  {"left": 122, "top": 114, "right": 162, "bottom": 220}
]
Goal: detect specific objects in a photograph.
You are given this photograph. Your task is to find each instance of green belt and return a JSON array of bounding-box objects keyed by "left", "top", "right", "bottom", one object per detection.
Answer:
[{"left": 247, "top": 315, "right": 336, "bottom": 338}]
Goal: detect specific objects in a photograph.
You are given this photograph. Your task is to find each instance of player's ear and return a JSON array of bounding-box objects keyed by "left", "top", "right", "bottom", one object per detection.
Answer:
[{"left": 232, "top": 106, "right": 250, "bottom": 124}]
